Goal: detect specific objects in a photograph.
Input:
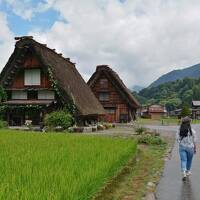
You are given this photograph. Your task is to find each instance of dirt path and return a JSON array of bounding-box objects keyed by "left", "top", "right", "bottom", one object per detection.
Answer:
[{"left": 86, "top": 125, "right": 136, "bottom": 137}]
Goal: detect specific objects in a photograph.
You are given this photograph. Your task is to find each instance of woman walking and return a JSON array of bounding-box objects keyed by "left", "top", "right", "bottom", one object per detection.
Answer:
[{"left": 177, "top": 116, "right": 197, "bottom": 181}]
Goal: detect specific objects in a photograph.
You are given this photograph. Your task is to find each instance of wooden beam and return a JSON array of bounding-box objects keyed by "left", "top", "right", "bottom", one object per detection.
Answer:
[
  {"left": 14, "top": 65, "right": 19, "bottom": 69},
  {"left": 16, "top": 60, "right": 22, "bottom": 64},
  {"left": 15, "top": 36, "right": 33, "bottom": 40}
]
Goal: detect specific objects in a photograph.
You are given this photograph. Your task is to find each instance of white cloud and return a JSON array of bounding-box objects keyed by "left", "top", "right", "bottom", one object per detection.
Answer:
[
  {"left": 5, "top": 0, "right": 200, "bottom": 87},
  {"left": 0, "top": 12, "right": 14, "bottom": 72},
  {"left": 1, "top": 0, "right": 51, "bottom": 20}
]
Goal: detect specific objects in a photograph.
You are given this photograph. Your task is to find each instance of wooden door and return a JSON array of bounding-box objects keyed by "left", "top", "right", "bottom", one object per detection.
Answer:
[{"left": 105, "top": 108, "right": 116, "bottom": 123}]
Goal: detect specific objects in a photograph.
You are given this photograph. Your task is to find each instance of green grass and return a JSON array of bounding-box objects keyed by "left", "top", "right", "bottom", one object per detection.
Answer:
[
  {"left": 95, "top": 143, "right": 167, "bottom": 200},
  {"left": 191, "top": 119, "right": 200, "bottom": 124},
  {"left": 0, "top": 130, "right": 137, "bottom": 200}
]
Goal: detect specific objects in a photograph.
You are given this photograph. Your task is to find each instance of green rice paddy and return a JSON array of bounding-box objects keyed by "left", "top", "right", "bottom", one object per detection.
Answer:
[{"left": 0, "top": 130, "right": 137, "bottom": 200}]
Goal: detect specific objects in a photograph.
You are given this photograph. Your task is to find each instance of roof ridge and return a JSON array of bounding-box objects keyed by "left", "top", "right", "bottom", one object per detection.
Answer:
[
  {"left": 96, "top": 65, "right": 130, "bottom": 89},
  {"left": 15, "top": 36, "right": 76, "bottom": 66}
]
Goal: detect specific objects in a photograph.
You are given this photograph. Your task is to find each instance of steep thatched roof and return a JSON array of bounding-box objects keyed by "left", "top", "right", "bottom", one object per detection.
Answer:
[
  {"left": 88, "top": 65, "right": 140, "bottom": 109},
  {"left": 0, "top": 36, "right": 105, "bottom": 116}
]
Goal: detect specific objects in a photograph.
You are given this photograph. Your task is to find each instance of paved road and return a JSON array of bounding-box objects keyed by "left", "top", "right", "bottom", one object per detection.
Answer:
[{"left": 146, "top": 124, "right": 200, "bottom": 200}]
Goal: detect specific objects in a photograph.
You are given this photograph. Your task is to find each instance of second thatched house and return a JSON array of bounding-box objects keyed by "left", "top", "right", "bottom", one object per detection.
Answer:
[
  {"left": 88, "top": 65, "right": 140, "bottom": 123},
  {"left": 0, "top": 36, "right": 105, "bottom": 126}
]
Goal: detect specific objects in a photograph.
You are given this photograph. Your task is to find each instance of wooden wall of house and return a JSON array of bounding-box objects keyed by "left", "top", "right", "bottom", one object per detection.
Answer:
[
  {"left": 91, "top": 75, "right": 127, "bottom": 105},
  {"left": 150, "top": 113, "right": 163, "bottom": 120},
  {"left": 91, "top": 74, "right": 130, "bottom": 122},
  {"left": 24, "top": 56, "right": 40, "bottom": 68},
  {"left": 10, "top": 55, "right": 51, "bottom": 89}
]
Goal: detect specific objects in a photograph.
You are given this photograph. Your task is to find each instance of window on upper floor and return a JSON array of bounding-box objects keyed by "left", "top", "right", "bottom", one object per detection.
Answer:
[
  {"left": 24, "top": 69, "right": 41, "bottom": 86},
  {"left": 100, "top": 78, "right": 108, "bottom": 88},
  {"left": 99, "top": 92, "right": 109, "bottom": 101},
  {"left": 38, "top": 91, "right": 55, "bottom": 100},
  {"left": 12, "top": 91, "right": 27, "bottom": 100}
]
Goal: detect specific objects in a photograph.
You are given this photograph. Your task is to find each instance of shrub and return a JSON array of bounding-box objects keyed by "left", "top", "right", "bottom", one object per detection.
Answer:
[
  {"left": 137, "top": 134, "right": 166, "bottom": 145},
  {"left": 0, "top": 120, "right": 8, "bottom": 129},
  {"left": 44, "top": 110, "right": 74, "bottom": 129},
  {"left": 135, "top": 127, "right": 146, "bottom": 135}
]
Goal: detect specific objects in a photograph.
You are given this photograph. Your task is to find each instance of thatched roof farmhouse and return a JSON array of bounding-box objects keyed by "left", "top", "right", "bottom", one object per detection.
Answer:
[{"left": 0, "top": 36, "right": 105, "bottom": 126}]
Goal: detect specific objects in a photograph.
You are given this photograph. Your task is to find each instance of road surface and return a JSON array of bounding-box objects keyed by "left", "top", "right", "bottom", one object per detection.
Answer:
[{"left": 146, "top": 124, "right": 200, "bottom": 200}]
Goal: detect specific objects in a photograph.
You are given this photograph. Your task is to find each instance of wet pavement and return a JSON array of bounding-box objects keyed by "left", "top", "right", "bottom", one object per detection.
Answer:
[{"left": 146, "top": 124, "right": 200, "bottom": 200}]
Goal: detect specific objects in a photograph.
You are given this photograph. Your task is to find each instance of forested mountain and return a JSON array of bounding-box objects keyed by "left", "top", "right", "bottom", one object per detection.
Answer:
[
  {"left": 132, "top": 85, "right": 144, "bottom": 92},
  {"left": 150, "top": 63, "right": 200, "bottom": 87},
  {"left": 134, "top": 77, "right": 200, "bottom": 111}
]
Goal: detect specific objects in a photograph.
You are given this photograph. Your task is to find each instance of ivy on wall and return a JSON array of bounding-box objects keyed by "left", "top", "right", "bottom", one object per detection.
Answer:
[
  {"left": 0, "top": 86, "right": 7, "bottom": 102},
  {"left": 47, "top": 65, "right": 77, "bottom": 116},
  {"left": 47, "top": 66, "right": 63, "bottom": 100},
  {"left": 0, "top": 105, "right": 45, "bottom": 112},
  {"left": 0, "top": 67, "right": 78, "bottom": 119}
]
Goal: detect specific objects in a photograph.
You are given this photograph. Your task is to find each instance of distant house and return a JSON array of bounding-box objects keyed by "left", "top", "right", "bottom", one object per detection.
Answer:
[
  {"left": 141, "top": 104, "right": 167, "bottom": 119},
  {"left": 169, "top": 109, "right": 182, "bottom": 118},
  {"left": 88, "top": 65, "right": 140, "bottom": 123},
  {"left": 0, "top": 36, "right": 105, "bottom": 126},
  {"left": 192, "top": 101, "right": 200, "bottom": 119}
]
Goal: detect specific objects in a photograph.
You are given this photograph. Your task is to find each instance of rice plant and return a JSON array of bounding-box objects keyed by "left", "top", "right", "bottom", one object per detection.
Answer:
[{"left": 0, "top": 130, "right": 137, "bottom": 200}]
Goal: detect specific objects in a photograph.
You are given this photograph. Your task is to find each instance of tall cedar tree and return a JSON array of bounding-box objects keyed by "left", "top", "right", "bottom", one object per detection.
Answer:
[{"left": 181, "top": 103, "right": 191, "bottom": 117}]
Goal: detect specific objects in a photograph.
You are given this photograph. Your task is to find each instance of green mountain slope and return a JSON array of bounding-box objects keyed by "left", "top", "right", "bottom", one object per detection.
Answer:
[
  {"left": 136, "top": 77, "right": 200, "bottom": 111},
  {"left": 150, "top": 63, "right": 200, "bottom": 87}
]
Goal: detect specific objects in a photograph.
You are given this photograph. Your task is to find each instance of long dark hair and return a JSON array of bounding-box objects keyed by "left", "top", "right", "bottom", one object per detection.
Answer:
[{"left": 180, "top": 121, "right": 192, "bottom": 138}]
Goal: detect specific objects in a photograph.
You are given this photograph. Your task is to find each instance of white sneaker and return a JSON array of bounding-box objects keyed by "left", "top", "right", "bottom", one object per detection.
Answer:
[
  {"left": 186, "top": 171, "right": 192, "bottom": 176},
  {"left": 182, "top": 171, "right": 187, "bottom": 181}
]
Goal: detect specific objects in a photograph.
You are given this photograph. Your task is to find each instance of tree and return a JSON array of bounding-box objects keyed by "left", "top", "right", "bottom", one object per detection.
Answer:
[
  {"left": 182, "top": 90, "right": 193, "bottom": 105},
  {"left": 162, "top": 98, "right": 181, "bottom": 111},
  {"left": 181, "top": 103, "right": 191, "bottom": 117},
  {"left": 0, "top": 86, "right": 6, "bottom": 102},
  {"left": 192, "top": 85, "right": 200, "bottom": 100}
]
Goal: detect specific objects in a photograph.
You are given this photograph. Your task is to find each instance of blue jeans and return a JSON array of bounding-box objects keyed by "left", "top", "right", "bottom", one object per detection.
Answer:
[{"left": 179, "top": 145, "right": 194, "bottom": 172}]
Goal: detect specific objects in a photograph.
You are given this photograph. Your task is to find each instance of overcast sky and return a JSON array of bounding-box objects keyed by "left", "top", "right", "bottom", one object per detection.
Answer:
[{"left": 1, "top": 0, "right": 200, "bottom": 88}]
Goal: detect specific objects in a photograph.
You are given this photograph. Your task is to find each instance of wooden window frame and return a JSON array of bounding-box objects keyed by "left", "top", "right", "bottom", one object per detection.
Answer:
[
  {"left": 100, "top": 78, "right": 108, "bottom": 88},
  {"left": 99, "top": 92, "right": 109, "bottom": 101},
  {"left": 24, "top": 69, "right": 41, "bottom": 86}
]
